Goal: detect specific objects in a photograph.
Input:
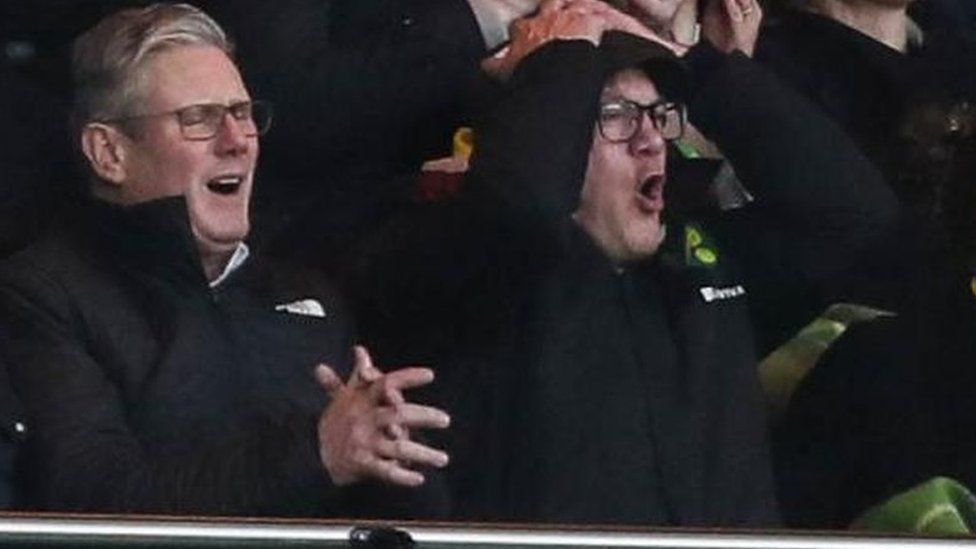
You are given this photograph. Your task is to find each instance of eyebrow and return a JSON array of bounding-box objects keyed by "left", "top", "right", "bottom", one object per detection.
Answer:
[
  {"left": 600, "top": 94, "right": 630, "bottom": 104},
  {"left": 175, "top": 97, "right": 252, "bottom": 107}
]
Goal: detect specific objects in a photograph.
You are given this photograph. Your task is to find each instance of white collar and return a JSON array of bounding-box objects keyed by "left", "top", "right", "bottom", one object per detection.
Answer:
[{"left": 209, "top": 243, "right": 250, "bottom": 288}]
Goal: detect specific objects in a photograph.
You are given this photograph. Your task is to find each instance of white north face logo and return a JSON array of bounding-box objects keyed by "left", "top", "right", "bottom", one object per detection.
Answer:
[
  {"left": 275, "top": 299, "right": 327, "bottom": 318},
  {"left": 699, "top": 285, "right": 746, "bottom": 303}
]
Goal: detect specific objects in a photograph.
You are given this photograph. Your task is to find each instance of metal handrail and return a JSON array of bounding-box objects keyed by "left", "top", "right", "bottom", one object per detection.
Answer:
[{"left": 0, "top": 514, "right": 971, "bottom": 548}]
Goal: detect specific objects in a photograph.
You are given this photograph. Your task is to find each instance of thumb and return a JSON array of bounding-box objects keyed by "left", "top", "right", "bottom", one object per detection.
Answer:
[
  {"left": 315, "top": 363, "right": 344, "bottom": 395},
  {"left": 352, "top": 345, "right": 383, "bottom": 386},
  {"left": 723, "top": 0, "right": 744, "bottom": 23}
]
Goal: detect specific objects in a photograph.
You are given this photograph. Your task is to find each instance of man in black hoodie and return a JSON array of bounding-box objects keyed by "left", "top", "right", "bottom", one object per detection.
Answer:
[{"left": 351, "top": 0, "right": 896, "bottom": 525}]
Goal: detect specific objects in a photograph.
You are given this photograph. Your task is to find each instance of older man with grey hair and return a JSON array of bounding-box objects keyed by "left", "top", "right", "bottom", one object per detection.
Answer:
[{"left": 0, "top": 3, "right": 450, "bottom": 516}]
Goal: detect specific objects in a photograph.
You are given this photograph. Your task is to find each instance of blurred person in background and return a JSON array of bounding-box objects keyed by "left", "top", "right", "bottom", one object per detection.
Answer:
[
  {"left": 773, "top": 99, "right": 976, "bottom": 529},
  {"left": 752, "top": 0, "right": 976, "bottom": 307}
]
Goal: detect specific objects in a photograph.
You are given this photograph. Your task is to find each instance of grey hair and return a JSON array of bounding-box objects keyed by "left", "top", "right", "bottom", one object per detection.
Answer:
[{"left": 71, "top": 3, "right": 234, "bottom": 130}]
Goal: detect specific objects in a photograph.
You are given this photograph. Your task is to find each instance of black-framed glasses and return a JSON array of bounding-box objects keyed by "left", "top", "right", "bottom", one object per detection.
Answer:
[
  {"left": 597, "top": 99, "right": 685, "bottom": 142},
  {"left": 102, "top": 100, "right": 273, "bottom": 141}
]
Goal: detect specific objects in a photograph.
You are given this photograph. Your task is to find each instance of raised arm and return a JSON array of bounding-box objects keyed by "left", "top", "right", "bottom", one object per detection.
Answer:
[
  {"left": 349, "top": 3, "right": 658, "bottom": 363},
  {"left": 685, "top": 0, "right": 899, "bottom": 348}
]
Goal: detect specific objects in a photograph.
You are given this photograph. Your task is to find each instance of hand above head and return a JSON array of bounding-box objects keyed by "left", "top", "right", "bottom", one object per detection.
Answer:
[
  {"left": 597, "top": 0, "right": 688, "bottom": 54},
  {"left": 482, "top": 0, "right": 610, "bottom": 80},
  {"left": 315, "top": 346, "right": 450, "bottom": 487},
  {"left": 622, "top": 0, "right": 684, "bottom": 34},
  {"left": 700, "top": 0, "right": 762, "bottom": 56},
  {"left": 483, "top": 0, "right": 684, "bottom": 80}
]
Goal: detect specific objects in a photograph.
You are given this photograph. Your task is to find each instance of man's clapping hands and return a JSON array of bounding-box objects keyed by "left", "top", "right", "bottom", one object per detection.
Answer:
[{"left": 316, "top": 346, "right": 450, "bottom": 487}]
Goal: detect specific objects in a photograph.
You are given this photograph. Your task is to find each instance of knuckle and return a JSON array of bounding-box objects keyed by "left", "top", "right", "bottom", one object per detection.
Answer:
[
  {"left": 511, "top": 18, "right": 529, "bottom": 35},
  {"left": 378, "top": 377, "right": 395, "bottom": 396},
  {"left": 394, "top": 439, "right": 409, "bottom": 456},
  {"left": 383, "top": 467, "right": 401, "bottom": 484},
  {"left": 390, "top": 403, "right": 406, "bottom": 424}
]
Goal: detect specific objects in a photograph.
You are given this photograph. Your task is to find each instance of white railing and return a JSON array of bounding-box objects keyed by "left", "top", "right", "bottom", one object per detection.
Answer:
[{"left": 0, "top": 515, "right": 971, "bottom": 548}]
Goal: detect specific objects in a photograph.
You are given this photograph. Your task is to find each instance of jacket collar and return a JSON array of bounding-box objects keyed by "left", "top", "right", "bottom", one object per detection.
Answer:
[{"left": 81, "top": 196, "right": 213, "bottom": 289}]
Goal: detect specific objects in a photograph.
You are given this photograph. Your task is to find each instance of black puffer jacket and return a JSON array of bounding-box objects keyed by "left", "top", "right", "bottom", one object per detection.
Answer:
[{"left": 0, "top": 196, "right": 445, "bottom": 517}]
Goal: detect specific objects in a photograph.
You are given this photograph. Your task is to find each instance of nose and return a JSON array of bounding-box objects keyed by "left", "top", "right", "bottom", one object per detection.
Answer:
[
  {"left": 214, "top": 112, "right": 252, "bottom": 157},
  {"left": 628, "top": 110, "right": 667, "bottom": 157}
]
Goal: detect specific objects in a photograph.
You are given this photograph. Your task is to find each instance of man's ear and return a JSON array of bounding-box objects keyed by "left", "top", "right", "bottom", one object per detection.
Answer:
[{"left": 80, "top": 123, "right": 130, "bottom": 185}]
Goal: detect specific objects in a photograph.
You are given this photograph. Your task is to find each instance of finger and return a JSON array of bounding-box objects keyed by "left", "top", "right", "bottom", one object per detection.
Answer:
[
  {"left": 369, "top": 457, "right": 426, "bottom": 487},
  {"left": 723, "top": 0, "right": 743, "bottom": 22},
  {"left": 745, "top": 0, "right": 761, "bottom": 19},
  {"left": 371, "top": 368, "right": 434, "bottom": 406},
  {"left": 315, "top": 364, "right": 343, "bottom": 395},
  {"left": 600, "top": 8, "right": 649, "bottom": 34},
  {"left": 378, "top": 381, "right": 406, "bottom": 406},
  {"left": 376, "top": 438, "right": 450, "bottom": 469},
  {"left": 381, "top": 367, "right": 436, "bottom": 393},
  {"left": 379, "top": 403, "right": 452, "bottom": 430},
  {"left": 539, "top": 0, "right": 570, "bottom": 14},
  {"left": 600, "top": 9, "right": 686, "bottom": 53},
  {"left": 370, "top": 363, "right": 430, "bottom": 404},
  {"left": 736, "top": 0, "right": 755, "bottom": 15},
  {"left": 385, "top": 422, "right": 409, "bottom": 440},
  {"left": 564, "top": 0, "right": 611, "bottom": 14},
  {"left": 564, "top": 4, "right": 599, "bottom": 16},
  {"left": 350, "top": 345, "right": 382, "bottom": 387},
  {"left": 508, "top": 16, "right": 529, "bottom": 43}
]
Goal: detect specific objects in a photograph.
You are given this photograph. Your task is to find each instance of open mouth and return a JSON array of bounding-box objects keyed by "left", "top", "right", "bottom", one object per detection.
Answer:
[
  {"left": 206, "top": 175, "right": 244, "bottom": 196},
  {"left": 636, "top": 174, "right": 665, "bottom": 210}
]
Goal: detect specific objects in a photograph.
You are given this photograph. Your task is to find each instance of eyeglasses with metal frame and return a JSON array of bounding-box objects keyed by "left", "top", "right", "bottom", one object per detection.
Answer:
[
  {"left": 100, "top": 100, "right": 273, "bottom": 141},
  {"left": 597, "top": 99, "right": 686, "bottom": 143}
]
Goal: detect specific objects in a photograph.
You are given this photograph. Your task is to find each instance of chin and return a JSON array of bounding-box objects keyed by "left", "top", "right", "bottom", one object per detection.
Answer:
[
  {"left": 194, "top": 222, "right": 249, "bottom": 250},
  {"left": 618, "top": 238, "right": 661, "bottom": 262},
  {"left": 627, "top": 221, "right": 664, "bottom": 258},
  {"left": 628, "top": 243, "right": 661, "bottom": 261}
]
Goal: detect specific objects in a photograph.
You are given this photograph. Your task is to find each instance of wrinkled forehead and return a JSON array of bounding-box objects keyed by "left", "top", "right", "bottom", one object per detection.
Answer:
[{"left": 600, "top": 68, "right": 661, "bottom": 104}]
